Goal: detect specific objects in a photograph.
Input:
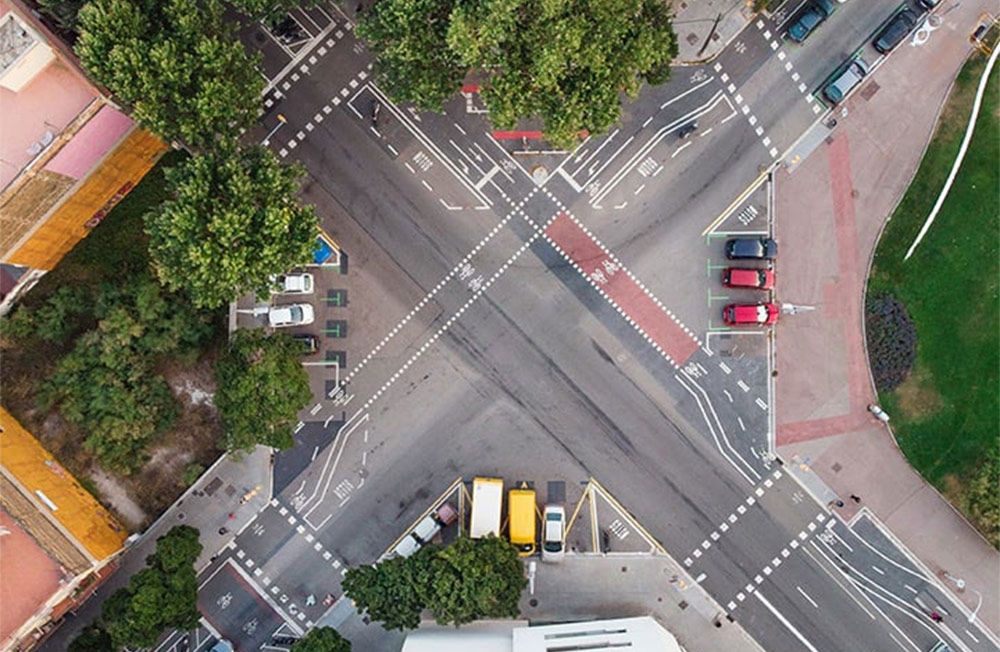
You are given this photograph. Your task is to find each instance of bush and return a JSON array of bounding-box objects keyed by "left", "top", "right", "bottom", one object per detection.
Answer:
[
  {"left": 0, "top": 286, "right": 91, "bottom": 343},
  {"left": 37, "top": 277, "right": 216, "bottom": 473},
  {"left": 865, "top": 293, "right": 918, "bottom": 392},
  {"left": 964, "top": 449, "right": 1000, "bottom": 547}
]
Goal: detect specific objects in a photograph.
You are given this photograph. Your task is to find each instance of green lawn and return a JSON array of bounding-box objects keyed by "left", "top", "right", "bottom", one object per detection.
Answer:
[{"left": 866, "top": 53, "right": 999, "bottom": 544}]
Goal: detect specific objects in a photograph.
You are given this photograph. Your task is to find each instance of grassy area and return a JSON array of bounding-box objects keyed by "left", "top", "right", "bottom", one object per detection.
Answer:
[
  {"left": 866, "top": 52, "right": 999, "bottom": 545},
  {"left": 1, "top": 149, "right": 226, "bottom": 528}
]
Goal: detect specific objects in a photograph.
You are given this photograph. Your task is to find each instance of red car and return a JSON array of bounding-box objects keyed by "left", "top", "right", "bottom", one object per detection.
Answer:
[
  {"left": 723, "top": 303, "right": 779, "bottom": 326},
  {"left": 722, "top": 267, "right": 774, "bottom": 290}
]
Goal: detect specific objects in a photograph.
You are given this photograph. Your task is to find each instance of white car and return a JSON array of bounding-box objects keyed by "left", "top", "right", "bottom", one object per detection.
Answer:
[
  {"left": 270, "top": 273, "right": 314, "bottom": 295},
  {"left": 267, "top": 303, "right": 314, "bottom": 328},
  {"left": 541, "top": 504, "right": 565, "bottom": 563}
]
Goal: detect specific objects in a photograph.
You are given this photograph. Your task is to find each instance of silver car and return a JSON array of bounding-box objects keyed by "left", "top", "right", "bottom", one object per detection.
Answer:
[
  {"left": 267, "top": 303, "right": 314, "bottom": 327},
  {"left": 823, "top": 57, "right": 869, "bottom": 104}
]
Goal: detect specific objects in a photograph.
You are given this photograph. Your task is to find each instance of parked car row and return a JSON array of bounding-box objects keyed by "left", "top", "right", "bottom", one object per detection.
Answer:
[
  {"left": 722, "top": 237, "right": 779, "bottom": 327},
  {"left": 266, "top": 272, "right": 316, "bottom": 329},
  {"left": 787, "top": 0, "right": 938, "bottom": 105},
  {"left": 388, "top": 502, "right": 458, "bottom": 559}
]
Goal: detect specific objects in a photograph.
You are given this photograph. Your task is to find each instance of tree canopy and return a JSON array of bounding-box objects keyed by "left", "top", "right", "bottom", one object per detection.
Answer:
[
  {"left": 102, "top": 526, "right": 202, "bottom": 649},
  {"left": 215, "top": 329, "right": 312, "bottom": 452},
  {"left": 424, "top": 535, "right": 525, "bottom": 626},
  {"left": 342, "top": 536, "right": 527, "bottom": 630},
  {"left": 145, "top": 144, "right": 318, "bottom": 309},
  {"left": 291, "top": 626, "right": 352, "bottom": 652},
  {"left": 358, "top": 0, "right": 678, "bottom": 147},
  {"left": 36, "top": 278, "right": 216, "bottom": 473},
  {"left": 76, "top": 0, "right": 264, "bottom": 148}
]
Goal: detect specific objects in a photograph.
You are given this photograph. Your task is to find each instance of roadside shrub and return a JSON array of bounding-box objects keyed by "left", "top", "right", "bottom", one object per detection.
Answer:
[
  {"left": 865, "top": 292, "right": 917, "bottom": 392},
  {"left": 964, "top": 449, "right": 1000, "bottom": 548}
]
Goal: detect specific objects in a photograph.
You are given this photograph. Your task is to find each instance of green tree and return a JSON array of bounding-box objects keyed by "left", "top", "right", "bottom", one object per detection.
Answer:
[
  {"left": 292, "top": 626, "right": 352, "bottom": 652},
  {"left": 343, "top": 537, "right": 526, "bottom": 630},
  {"left": 355, "top": 0, "right": 467, "bottom": 110},
  {"left": 359, "top": 0, "right": 677, "bottom": 148},
  {"left": 229, "top": 0, "right": 323, "bottom": 21},
  {"left": 426, "top": 535, "right": 526, "bottom": 625},
  {"left": 215, "top": 329, "right": 312, "bottom": 452},
  {"left": 37, "top": 0, "right": 87, "bottom": 31},
  {"left": 342, "top": 545, "right": 437, "bottom": 631},
  {"left": 76, "top": 0, "right": 263, "bottom": 148},
  {"left": 68, "top": 624, "right": 113, "bottom": 652},
  {"left": 146, "top": 144, "right": 318, "bottom": 309},
  {"left": 104, "top": 526, "right": 202, "bottom": 649}
]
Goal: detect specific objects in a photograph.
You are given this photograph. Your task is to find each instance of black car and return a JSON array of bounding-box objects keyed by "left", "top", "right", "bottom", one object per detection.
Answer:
[
  {"left": 787, "top": 0, "right": 836, "bottom": 43},
  {"left": 874, "top": 10, "right": 918, "bottom": 53},
  {"left": 725, "top": 237, "right": 778, "bottom": 260}
]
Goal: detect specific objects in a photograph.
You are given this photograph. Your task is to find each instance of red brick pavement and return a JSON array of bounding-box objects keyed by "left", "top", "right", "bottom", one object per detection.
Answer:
[{"left": 543, "top": 213, "right": 701, "bottom": 366}]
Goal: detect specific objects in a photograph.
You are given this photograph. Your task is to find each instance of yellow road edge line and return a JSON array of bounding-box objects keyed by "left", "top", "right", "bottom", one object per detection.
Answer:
[{"left": 701, "top": 169, "right": 769, "bottom": 237}]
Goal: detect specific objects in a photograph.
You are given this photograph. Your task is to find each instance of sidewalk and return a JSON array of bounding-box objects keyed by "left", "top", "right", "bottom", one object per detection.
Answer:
[
  {"left": 36, "top": 447, "right": 273, "bottom": 651},
  {"left": 524, "top": 555, "right": 764, "bottom": 651},
  {"left": 773, "top": 0, "right": 999, "bottom": 636},
  {"left": 673, "top": 0, "right": 754, "bottom": 63}
]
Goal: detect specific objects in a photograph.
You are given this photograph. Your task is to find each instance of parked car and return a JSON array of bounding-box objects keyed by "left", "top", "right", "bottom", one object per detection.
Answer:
[
  {"left": 725, "top": 237, "right": 778, "bottom": 260},
  {"left": 271, "top": 273, "right": 314, "bottom": 295},
  {"left": 411, "top": 514, "right": 441, "bottom": 544},
  {"left": 389, "top": 533, "right": 421, "bottom": 558},
  {"left": 873, "top": 10, "right": 917, "bottom": 53},
  {"left": 541, "top": 504, "right": 566, "bottom": 563},
  {"left": 787, "top": 0, "right": 835, "bottom": 43},
  {"left": 723, "top": 303, "right": 779, "bottom": 326},
  {"left": 824, "top": 57, "right": 869, "bottom": 104},
  {"left": 291, "top": 333, "right": 320, "bottom": 355},
  {"left": 434, "top": 502, "right": 458, "bottom": 526},
  {"left": 268, "top": 303, "right": 314, "bottom": 327},
  {"left": 722, "top": 267, "right": 774, "bottom": 290}
]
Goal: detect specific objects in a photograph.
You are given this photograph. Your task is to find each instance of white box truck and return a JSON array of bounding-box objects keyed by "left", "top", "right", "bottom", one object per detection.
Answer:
[{"left": 470, "top": 477, "right": 503, "bottom": 538}]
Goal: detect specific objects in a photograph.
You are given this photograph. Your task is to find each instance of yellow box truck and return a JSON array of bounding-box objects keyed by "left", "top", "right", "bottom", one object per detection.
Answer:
[{"left": 508, "top": 487, "right": 537, "bottom": 556}]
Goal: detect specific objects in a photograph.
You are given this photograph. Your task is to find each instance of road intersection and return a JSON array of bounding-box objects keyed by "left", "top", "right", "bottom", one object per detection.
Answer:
[{"left": 55, "top": 1, "right": 1000, "bottom": 651}]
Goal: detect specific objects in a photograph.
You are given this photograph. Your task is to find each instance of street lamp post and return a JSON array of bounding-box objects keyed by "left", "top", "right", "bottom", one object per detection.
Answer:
[{"left": 262, "top": 113, "right": 287, "bottom": 146}]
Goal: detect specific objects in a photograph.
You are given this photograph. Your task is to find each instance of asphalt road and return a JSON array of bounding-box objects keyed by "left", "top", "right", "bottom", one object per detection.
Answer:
[{"left": 81, "top": 3, "right": 1000, "bottom": 652}]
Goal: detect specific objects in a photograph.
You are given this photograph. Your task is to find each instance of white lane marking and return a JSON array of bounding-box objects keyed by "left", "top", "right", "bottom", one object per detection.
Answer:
[
  {"left": 754, "top": 591, "right": 820, "bottom": 652},
  {"left": 904, "top": 584, "right": 918, "bottom": 594},
  {"left": 797, "top": 586, "right": 819, "bottom": 608},
  {"left": 871, "top": 565, "right": 885, "bottom": 575}
]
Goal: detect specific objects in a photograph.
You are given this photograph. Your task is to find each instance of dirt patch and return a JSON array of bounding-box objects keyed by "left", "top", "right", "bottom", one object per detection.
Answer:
[
  {"left": 893, "top": 365, "right": 943, "bottom": 422},
  {"left": 88, "top": 468, "right": 148, "bottom": 530},
  {"left": 940, "top": 474, "right": 964, "bottom": 505}
]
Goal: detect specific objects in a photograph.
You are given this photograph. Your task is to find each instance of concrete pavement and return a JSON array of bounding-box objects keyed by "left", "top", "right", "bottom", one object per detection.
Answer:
[
  {"left": 673, "top": 0, "right": 755, "bottom": 64},
  {"left": 36, "top": 447, "right": 273, "bottom": 650},
  {"left": 773, "top": 0, "right": 1000, "bottom": 636}
]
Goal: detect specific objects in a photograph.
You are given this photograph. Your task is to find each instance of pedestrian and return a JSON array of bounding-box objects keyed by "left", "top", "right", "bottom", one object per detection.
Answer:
[
  {"left": 930, "top": 611, "right": 942, "bottom": 622},
  {"left": 850, "top": 494, "right": 861, "bottom": 503}
]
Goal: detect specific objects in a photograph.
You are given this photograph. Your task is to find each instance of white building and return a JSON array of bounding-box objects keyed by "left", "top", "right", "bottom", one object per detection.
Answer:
[{"left": 401, "top": 616, "right": 683, "bottom": 652}]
